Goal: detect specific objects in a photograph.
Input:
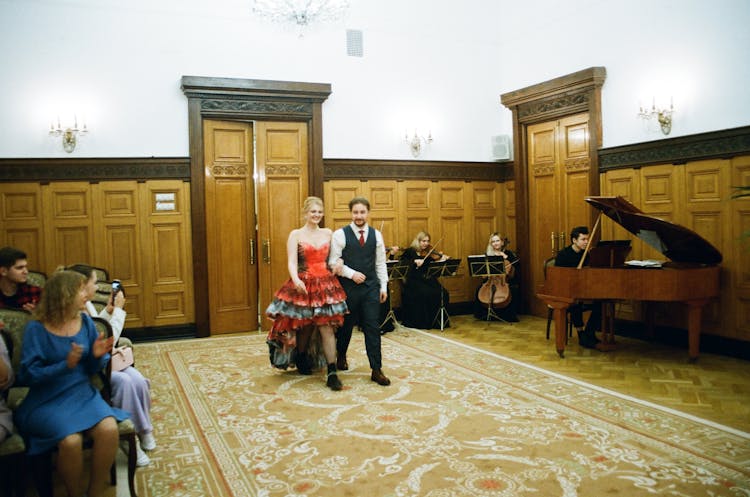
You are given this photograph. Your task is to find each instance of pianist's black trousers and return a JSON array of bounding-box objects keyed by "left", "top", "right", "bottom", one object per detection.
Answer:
[{"left": 569, "top": 301, "right": 602, "bottom": 344}]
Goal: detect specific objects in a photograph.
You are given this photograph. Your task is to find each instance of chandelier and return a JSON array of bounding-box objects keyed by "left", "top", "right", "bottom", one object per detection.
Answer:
[{"left": 252, "top": 0, "right": 350, "bottom": 33}]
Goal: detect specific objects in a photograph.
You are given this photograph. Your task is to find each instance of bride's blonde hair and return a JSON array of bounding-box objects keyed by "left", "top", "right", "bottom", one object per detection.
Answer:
[{"left": 301, "top": 196, "right": 324, "bottom": 220}]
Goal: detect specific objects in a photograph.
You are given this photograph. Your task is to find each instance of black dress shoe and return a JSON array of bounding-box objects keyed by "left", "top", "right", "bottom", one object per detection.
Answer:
[
  {"left": 336, "top": 356, "right": 348, "bottom": 371},
  {"left": 326, "top": 373, "right": 343, "bottom": 391},
  {"left": 370, "top": 369, "right": 391, "bottom": 386},
  {"left": 577, "top": 330, "right": 599, "bottom": 350}
]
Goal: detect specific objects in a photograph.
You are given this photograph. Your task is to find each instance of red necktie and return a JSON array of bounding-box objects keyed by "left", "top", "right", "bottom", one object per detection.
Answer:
[{"left": 358, "top": 230, "right": 365, "bottom": 247}]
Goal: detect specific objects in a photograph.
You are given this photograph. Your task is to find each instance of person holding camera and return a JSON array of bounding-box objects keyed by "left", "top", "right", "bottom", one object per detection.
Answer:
[{"left": 66, "top": 264, "right": 156, "bottom": 466}]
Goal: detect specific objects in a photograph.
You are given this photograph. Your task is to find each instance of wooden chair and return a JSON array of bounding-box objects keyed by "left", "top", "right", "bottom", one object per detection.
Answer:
[
  {"left": 543, "top": 257, "right": 573, "bottom": 341},
  {"left": 91, "top": 317, "right": 139, "bottom": 497},
  {"left": 26, "top": 270, "right": 47, "bottom": 289},
  {"left": 96, "top": 279, "right": 113, "bottom": 296},
  {"left": 91, "top": 266, "right": 110, "bottom": 282},
  {"left": 0, "top": 308, "right": 31, "bottom": 497}
]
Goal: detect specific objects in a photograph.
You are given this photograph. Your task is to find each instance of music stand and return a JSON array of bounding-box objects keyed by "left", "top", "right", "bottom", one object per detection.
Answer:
[
  {"left": 381, "top": 260, "right": 410, "bottom": 330},
  {"left": 467, "top": 255, "right": 508, "bottom": 322},
  {"left": 425, "top": 258, "right": 461, "bottom": 331}
]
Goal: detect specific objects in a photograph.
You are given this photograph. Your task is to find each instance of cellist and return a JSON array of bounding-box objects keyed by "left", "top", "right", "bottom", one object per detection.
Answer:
[
  {"left": 399, "top": 231, "right": 450, "bottom": 329},
  {"left": 473, "top": 232, "right": 520, "bottom": 322}
]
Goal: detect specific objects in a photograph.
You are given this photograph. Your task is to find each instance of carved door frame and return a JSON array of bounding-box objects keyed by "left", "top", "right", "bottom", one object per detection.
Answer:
[
  {"left": 181, "top": 76, "right": 331, "bottom": 337},
  {"left": 501, "top": 67, "right": 606, "bottom": 314}
]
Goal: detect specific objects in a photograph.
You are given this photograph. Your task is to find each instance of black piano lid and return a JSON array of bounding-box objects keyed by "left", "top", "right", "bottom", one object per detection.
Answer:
[{"left": 585, "top": 196, "right": 723, "bottom": 265}]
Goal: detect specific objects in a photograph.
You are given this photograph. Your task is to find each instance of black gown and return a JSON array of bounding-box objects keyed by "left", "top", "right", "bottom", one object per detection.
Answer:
[
  {"left": 473, "top": 249, "right": 520, "bottom": 322},
  {"left": 399, "top": 247, "right": 450, "bottom": 329}
]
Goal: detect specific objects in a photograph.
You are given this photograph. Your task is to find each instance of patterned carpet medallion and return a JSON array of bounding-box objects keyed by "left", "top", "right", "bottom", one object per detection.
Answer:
[{"left": 134, "top": 330, "right": 750, "bottom": 497}]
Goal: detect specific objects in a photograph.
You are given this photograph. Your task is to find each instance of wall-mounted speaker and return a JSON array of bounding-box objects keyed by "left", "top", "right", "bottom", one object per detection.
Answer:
[{"left": 491, "top": 134, "right": 512, "bottom": 161}]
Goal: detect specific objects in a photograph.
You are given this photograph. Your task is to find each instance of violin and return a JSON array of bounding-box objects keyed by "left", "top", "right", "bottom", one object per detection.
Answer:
[
  {"left": 415, "top": 238, "right": 447, "bottom": 267},
  {"left": 417, "top": 246, "right": 445, "bottom": 261}
]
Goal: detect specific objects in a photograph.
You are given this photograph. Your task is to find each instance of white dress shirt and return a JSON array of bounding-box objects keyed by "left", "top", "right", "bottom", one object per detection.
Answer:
[{"left": 329, "top": 222, "right": 388, "bottom": 294}]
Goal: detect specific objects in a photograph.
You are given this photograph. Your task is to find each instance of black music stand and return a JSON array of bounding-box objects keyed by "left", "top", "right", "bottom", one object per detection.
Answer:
[
  {"left": 467, "top": 255, "right": 507, "bottom": 322},
  {"left": 381, "top": 260, "right": 409, "bottom": 330},
  {"left": 425, "top": 258, "right": 461, "bottom": 331}
]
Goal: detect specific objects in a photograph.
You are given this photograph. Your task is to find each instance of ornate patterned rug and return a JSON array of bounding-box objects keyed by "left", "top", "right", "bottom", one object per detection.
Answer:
[{"left": 132, "top": 330, "right": 750, "bottom": 497}]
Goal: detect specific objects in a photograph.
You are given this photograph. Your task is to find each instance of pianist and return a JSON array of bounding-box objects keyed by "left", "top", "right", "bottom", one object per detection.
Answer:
[{"left": 554, "top": 226, "right": 604, "bottom": 350}]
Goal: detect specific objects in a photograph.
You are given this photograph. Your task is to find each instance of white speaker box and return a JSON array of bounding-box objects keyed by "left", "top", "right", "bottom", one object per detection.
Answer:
[{"left": 491, "top": 134, "right": 512, "bottom": 161}]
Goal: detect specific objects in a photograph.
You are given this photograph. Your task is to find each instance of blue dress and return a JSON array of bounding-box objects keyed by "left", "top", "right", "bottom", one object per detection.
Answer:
[{"left": 14, "top": 313, "right": 128, "bottom": 455}]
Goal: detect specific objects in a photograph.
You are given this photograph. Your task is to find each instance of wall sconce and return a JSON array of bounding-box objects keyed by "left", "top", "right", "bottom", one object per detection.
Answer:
[
  {"left": 49, "top": 116, "right": 88, "bottom": 153},
  {"left": 405, "top": 129, "right": 433, "bottom": 157},
  {"left": 638, "top": 98, "right": 674, "bottom": 135}
]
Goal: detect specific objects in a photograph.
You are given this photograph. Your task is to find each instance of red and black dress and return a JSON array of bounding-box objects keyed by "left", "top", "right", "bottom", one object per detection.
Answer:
[{"left": 265, "top": 242, "right": 348, "bottom": 368}]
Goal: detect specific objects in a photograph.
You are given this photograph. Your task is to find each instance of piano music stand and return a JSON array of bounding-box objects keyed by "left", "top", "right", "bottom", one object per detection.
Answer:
[
  {"left": 467, "top": 255, "right": 508, "bottom": 322},
  {"left": 381, "top": 260, "right": 409, "bottom": 330},
  {"left": 425, "top": 258, "right": 461, "bottom": 331}
]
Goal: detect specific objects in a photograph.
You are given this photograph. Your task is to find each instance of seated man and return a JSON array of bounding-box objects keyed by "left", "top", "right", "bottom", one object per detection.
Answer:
[
  {"left": 554, "top": 227, "right": 603, "bottom": 350},
  {"left": 0, "top": 246, "right": 41, "bottom": 311}
]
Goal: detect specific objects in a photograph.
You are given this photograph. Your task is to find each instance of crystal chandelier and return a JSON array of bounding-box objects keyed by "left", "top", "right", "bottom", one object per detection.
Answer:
[{"left": 252, "top": 0, "right": 350, "bottom": 33}]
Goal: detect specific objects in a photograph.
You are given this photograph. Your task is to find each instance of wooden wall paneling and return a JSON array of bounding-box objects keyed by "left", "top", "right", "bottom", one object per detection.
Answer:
[
  {"left": 139, "top": 181, "right": 194, "bottom": 327},
  {"left": 401, "top": 181, "right": 433, "bottom": 247},
  {"left": 684, "top": 159, "right": 730, "bottom": 332},
  {"left": 639, "top": 165, "right": 685, "bottom": 329},
  {"left": 367, "top": 180, "right": 400, "bottom": 248},
  {"left": 471, "top": 181, "right": 501, "bottom": 254},
  {"left": 599, "top": 168, "right": 641, "bottom": 248},
  {"left": 42, "top": 182, "right": 94, "bottom": 273},
  {"left": 502, "top": 181, "right": 516, "bottom": 249},
  {"left": 731, "top": 155, "right": 750, "bottom": 340},
  {"left": 0, "top": 183, "right": 45, "bottom": 271},
  {"left": 434, "top": 181, "right": 471, "bottom": 301},
  {"left": 599, "top": 168, "right": 641, "bottom": 321},
  {"left": 639, "top": 164, "right": 685, "bottom": 262},
  {"left": 323, "top": 180, "right": 364, "bottom": 230},
  {"left": 92, "top": 181, "right": 144, "bottom": 328}
]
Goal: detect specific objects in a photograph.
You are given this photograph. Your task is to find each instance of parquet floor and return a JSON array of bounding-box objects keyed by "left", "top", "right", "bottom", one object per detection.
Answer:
[{"left": 408, "top": 313, "right": 750, "bottom": 433}]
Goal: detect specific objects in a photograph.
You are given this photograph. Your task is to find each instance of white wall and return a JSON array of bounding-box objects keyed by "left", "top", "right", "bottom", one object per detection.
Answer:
[{"left": 0, "top": 0, "right": 748, "bottom": 160}]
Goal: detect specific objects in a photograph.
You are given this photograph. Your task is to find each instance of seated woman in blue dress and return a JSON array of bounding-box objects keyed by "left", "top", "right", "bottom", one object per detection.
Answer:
[{"left": 14, "top": 270, "right": 128, "bottom": 497}]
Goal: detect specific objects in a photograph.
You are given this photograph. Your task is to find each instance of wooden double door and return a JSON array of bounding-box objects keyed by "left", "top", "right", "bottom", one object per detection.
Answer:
[
  {"left": 526, "top": 112, "right": 593, "bottom": 316},
  {"left": 203, "top": 119, "right": 308, "bottom": 334}
]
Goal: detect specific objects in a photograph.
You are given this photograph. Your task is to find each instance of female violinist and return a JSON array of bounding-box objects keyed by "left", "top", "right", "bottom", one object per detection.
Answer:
[
  {"left": 473, "top": 232, "right": 520, "bottom": 322},
  {"left": 399, "top": 231, "right": 450, "bottom": 329}
]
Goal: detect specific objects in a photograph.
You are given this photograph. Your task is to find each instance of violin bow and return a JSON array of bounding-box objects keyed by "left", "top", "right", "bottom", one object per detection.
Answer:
[{"left": 422, "top": 237, "right": 444, "bottom": 261}]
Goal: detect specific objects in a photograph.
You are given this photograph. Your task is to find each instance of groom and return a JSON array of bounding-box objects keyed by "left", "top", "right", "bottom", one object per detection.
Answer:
[{"left": 328, "top": 197, "right": 391, "bottom": 386}]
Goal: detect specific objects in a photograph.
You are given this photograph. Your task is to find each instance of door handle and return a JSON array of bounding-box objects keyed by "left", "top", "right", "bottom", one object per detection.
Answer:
[
  {"left": 249, "top": 239, "right": 256, "bottom": 265},
  {"left": 262, "top": 239, "right": 271, "bottom": 264}
]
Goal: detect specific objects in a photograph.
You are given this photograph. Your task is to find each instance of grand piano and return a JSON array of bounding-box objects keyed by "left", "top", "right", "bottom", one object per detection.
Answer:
[{"left": 537, "top": 196, "right": 722, "bottom": 360}]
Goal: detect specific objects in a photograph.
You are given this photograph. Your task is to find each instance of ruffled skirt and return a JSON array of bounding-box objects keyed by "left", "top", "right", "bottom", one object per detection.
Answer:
[{"left": 266, "top": 272, "right": 348, "bottom": 334}]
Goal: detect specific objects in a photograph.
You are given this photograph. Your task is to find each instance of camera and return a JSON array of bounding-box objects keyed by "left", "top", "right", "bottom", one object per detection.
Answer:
[{"left": 111, "top": 279, "right": 122, "bottom": 296}]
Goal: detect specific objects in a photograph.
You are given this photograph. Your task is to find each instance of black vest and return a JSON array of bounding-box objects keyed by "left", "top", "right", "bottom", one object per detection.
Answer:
[{"left": 340, "top": 226, "right": 378, "bottom": 290}]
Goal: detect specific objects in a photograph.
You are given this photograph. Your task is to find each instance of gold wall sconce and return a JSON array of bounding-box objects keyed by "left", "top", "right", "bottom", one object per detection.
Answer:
[
  {"left": 49, "top": 116, "right": 88, "bottom": 153},
  {"left": 638, "top": 98, "right": 674, "bottom": 135},
  {"left": 405, "top": 129, "right": 433, "bottom": 157}
]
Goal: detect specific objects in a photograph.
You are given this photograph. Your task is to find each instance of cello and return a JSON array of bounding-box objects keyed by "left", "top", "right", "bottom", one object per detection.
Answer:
[{"left": 477, "top": 238, "right": 516, "bottom": 309}]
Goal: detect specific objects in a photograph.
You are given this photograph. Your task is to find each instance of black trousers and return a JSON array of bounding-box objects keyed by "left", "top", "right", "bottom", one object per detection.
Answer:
[
  {"left": 336, "top": 282, "right": 383, "bottom": 370},
  {"left": 569, "top": 301, "right": 602, "bottom": 333}
]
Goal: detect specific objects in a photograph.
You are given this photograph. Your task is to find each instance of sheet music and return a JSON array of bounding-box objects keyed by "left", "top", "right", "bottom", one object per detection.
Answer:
[{"left": 624, "top": 259, "right": 663, "bottom": 268}]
